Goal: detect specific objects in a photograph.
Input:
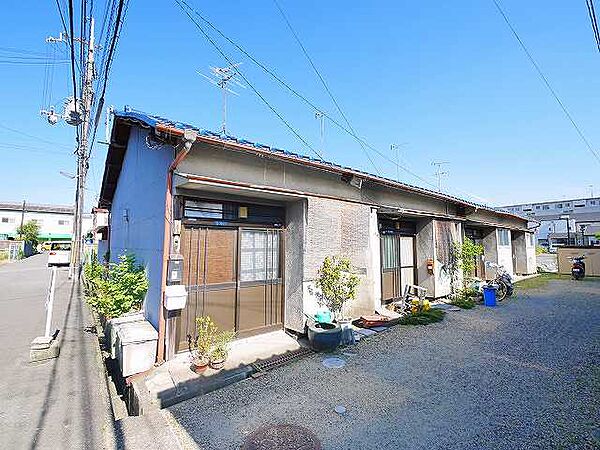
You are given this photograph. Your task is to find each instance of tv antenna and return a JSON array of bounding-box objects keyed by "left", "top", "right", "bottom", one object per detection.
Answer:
[
  {"left": 431, "top": 160, "right": 449, "bottom": 192},
  {"left": 315, "top": 111, "right": 325, "bottom": 157},
  {"left": 199, "top": 63, "right": 245, "bottom": 135},
  {"left": 390, "top": 143, "right": 408, "bottom": 181}
]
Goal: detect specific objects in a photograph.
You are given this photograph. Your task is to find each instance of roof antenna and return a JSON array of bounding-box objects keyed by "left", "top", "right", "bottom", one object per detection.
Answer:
[
  {"left": 199, "top": 63, "right": 245, "bottom": 135},
  {"left": 431, "top": 160, "right": 449, "bottom": 192},
  {"left": 315, "top": 110, "right": 325, "bottom": 156}
]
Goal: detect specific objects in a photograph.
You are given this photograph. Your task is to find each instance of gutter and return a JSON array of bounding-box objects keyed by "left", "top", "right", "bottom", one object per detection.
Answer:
[{"left": 157, "top": 127, "right": 197, "bottom": 363}]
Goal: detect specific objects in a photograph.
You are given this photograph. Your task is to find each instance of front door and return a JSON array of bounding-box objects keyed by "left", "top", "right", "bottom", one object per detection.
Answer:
[
  {"left": 381, "top": 233, "right": 416, "bottom": 303},
  {"left": 176, "top": 225, "right": 283, "bottom": 352}
]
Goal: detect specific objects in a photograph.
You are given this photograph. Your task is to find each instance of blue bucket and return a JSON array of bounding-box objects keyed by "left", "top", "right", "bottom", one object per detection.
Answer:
[{"left": 483, "top": 285, "right": 497, "bottom": 307}]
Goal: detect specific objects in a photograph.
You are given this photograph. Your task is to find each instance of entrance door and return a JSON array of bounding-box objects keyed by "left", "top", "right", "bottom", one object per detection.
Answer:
[
  {"left": 176, "top": 225, "right": 283, "bottom": 352},
  {"left": 381, "top": 234, "right": 416, "bottom": 303}
]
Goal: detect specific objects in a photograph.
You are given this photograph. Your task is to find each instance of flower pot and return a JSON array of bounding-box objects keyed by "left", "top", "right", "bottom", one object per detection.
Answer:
[
  {"left": 307, "top": 322, "right": 342, "bottom": 351},
  {"left": 209, "top": 357, "right": 226, "bottom": 370},
  {"left": 191, "top": 356, "right": 210, "bottom": 374}
]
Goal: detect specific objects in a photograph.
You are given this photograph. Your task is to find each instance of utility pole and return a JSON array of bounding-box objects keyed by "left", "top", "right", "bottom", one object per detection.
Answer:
[
  {"left": 70, "top": 18, "right": 95, "bottom": 279},
  {"left": 431, "top": 161, "right": 449, "bottom": 192},
  {"left": 18, "top": 200, "right": 26, "bottom": 239}
]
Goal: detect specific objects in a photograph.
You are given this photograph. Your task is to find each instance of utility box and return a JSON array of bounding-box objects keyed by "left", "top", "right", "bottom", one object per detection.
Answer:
[
  {"left": 106, "top": 312, "right": 145, "bottom": 359},
  {"left": 167, "top": 255, "right": 184, "bottom": 284},
  {"left": 116, "top": 320, "right": 158, "bottom": 377},
  {"left": 164, "top": 284, "right": 188, "bottom": 311}
]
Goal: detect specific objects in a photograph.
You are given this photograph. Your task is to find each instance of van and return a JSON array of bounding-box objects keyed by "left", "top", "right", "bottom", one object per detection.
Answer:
[{"left": 48, "top": 241, "right": 71, "bottom": 266}]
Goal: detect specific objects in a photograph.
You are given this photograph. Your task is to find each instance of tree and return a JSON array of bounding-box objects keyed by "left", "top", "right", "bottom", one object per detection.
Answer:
[
  {"left": 314, "top": 256, "right": 361, "bottom": 320},
  {"left": 17, "top": 220, "right": 40, "bottom": 244}
]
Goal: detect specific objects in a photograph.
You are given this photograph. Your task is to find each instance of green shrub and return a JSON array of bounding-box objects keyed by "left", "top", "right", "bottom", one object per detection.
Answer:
[
  {"left": 400, "top": 308, "right": 446, "bottom": 325},
  {"left": 451, "top": 297, "right": 476, "bottom": 309},
  {"left": 84, "top": 253, "right": 148, "bottom": 320}
]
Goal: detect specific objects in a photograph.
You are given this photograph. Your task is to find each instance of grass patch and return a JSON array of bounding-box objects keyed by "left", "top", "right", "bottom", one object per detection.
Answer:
[
  {"left": 399, "top": 308, "right": 446, "bottom": 325},
  {"left": 516, "top": 273, "right": 570, "bottom": 291},
  {"left": 450, "top": 297, "right": 476, "bottom": 309}
]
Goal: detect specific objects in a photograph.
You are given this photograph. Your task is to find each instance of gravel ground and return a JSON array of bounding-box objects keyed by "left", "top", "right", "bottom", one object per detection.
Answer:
[{"left": 166, "top": 277, "right": 600, "bottom": 450}]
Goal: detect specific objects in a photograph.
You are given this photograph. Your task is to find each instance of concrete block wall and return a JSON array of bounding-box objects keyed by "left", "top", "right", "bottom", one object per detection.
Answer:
[
  {"left": 284, "top": 199, "right": 306, "bottom": 333},
  {"left": 302, "top": 197, "right": 377, "bottom": 319}
]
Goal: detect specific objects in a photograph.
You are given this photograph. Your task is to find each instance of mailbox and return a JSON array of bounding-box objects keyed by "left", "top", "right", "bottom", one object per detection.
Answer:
[{"left": 164, "top": 284, "right": 188, "bottom": 310}]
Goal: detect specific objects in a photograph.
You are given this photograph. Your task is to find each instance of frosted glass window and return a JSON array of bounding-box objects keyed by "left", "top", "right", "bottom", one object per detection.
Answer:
[
  {"left": 400, "top": 236, "right": 414, "bottom": 266},
  {"left": 240, "top": 230, "right": 279, "bottom": 282}
]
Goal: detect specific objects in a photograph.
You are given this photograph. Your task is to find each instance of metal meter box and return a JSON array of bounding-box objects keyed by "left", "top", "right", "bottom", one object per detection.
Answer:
[{"left": 167, "top": 255, "right": 184, "bottom": 284}]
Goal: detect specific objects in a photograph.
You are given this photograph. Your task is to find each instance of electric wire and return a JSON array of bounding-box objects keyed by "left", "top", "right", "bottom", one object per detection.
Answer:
[
  {"left": 272, "top": 0, "right": 382, "bottom": 176},
  {"left": 176, "top": 0, "right": 440, "bottom": 190},
  {"left": 491, "top": 0, "right": 600, "bottom": 164},
  {"left": 174, "top": 0, "right": 324, "bottom": 160},
  {"left": 67, "top": 0, "right": 80, "bottom": 144},
  {"left": 586, "top": 0, "right": 600, "bottom": 51}
]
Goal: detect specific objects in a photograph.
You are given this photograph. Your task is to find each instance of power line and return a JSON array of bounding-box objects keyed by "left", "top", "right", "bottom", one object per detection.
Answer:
[
  {"left": 586, "top": 0, "right": 600, "bottom": 51},
  {"left": 491, "top": 0, "right": 600, "bottom": 164},
  {"left": 67, "top": 0, "right": 80, "bottom": 144},
  {"left": 0, "top": 123, "right": 72, "bottom": 149},
  {"left": 174, "top": 0, "right": 324, "bottom": 160},
  {"left": 272, "top": 0, "right": 381, "bottom": 175},
  {"left": 176, "top": 0, "right": 439, "bottom": 189}
]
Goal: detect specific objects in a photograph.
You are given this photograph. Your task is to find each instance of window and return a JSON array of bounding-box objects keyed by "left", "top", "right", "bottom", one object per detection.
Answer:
[
  {"left": 51, "top": 242, "right": 71, "bottom": 251},
  {"left": 498, "top": 229, "right": 510, "bottom": 246},
  {"left": 1, "top": 217, "right": 13, "bottom": 223},
  {"left": 535, "top": 205, "right": 541, "bottom": 210},
  {"left": 58, "top": 219, "right": 70, "bottom": 226},
  {"left": 556, "top": 203, "right": 563, "bottom": 209},
  {"left": 240, "top": 230, "right": 279, "bottom": 282},
  {"left": 184, "top": 201, "right": 223, "bottom": 219},
  {"left": 543, "top": 205, "right": 550, "bottom": 210},
  {"left": 590, "top": 200, "right": 597, "bottom": 206},
  {"left": 382, "top": 235, "right": 399, "bottom": 269},
  {"left": 565, "top": 202, "right": 571, "bottom": 207}
]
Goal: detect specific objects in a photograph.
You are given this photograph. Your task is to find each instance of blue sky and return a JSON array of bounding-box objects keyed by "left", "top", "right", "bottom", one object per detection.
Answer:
[{"left": 1, "top": 0, "right": 599, "bottom": 208}]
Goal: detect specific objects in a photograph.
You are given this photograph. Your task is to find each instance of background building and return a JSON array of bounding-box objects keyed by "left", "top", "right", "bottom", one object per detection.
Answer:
[
  {"left": 500, "top": 197, "right": 600, "bottom": 250},
  {"left": 0, "top": 201, "right": 93, "bottom": 242}
]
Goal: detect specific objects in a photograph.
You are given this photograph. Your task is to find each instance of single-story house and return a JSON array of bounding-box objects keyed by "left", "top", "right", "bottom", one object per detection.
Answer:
[{"left": 98, "top": 108, "right": 536, "bottom": 362}]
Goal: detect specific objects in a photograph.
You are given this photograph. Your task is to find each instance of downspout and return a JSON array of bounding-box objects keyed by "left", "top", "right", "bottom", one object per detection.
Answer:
[{"left": 157, "top": 128, "right": 197, "bottom": 363}]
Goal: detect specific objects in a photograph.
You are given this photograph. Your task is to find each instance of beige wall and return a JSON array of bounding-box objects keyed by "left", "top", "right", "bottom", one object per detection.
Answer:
[{"left": 557, "top": 247, "right": 600, "bottom": 276}]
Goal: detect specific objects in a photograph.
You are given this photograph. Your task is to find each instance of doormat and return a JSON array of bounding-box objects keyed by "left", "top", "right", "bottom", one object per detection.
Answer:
[
  {"left": 251, "top": 346, "right": 314, "bottom": 374},
  {"left": 241, "top": 424, "right": 321, "bottom": 450}
]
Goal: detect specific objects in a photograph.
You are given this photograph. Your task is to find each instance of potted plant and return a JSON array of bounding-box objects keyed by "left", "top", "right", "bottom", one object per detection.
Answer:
[
  {"left": 209, "top": 330, "right": 235, "bottom": 370},
  {"left": 191, "top": 316, "right": 217, "bottom": 374},
  {"left": 308, "top": 256, "right": 360, "bottom": 351}
]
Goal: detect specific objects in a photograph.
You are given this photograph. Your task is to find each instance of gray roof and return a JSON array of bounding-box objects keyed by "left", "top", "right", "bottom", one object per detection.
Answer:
[
  {"left": 101, "top": 108, "right": 527, "bottom": 224},
  {"left": 0, "top": 202, "right": 74, "bottom": 215}
]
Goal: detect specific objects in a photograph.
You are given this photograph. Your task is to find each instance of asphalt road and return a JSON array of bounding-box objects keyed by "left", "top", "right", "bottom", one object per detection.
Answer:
[
  {"left": 166, "top": 277, "right": 600, "bottom": 450},
  {"left": 0, "top": 255, "right": 115, "bottom": 449}
]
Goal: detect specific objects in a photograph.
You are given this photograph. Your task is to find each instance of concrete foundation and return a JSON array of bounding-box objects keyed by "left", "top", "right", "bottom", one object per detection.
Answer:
[{"left": 29, "top": 336, "right": 60, "bottom": 363}]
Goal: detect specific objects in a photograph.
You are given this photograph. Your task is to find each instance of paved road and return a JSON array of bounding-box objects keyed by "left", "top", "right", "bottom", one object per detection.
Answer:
[
  {"left": 166, "top": 277, "right": 600, "bottom": 450},
  {"left": 0, "top": 255, "right": 115, "bottom": 449}
]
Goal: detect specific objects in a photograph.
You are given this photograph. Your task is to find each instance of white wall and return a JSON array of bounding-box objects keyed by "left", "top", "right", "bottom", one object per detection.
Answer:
[
  {"left": 0, "top": 210, "right": 73, "bottom": 238},
  {"left": 109, "top": 128, "right": 173, "bottom": 329}
]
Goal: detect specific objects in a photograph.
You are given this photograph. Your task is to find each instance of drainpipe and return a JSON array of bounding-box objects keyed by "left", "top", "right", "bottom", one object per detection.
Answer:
[{"left": 157, "top": 128, "right": 197, "bottom": 363}]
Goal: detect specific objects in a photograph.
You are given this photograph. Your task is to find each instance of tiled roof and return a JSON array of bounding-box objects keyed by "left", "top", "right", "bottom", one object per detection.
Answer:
[{"left": 111, "top": 107, "right": 527, "bottom": 222}]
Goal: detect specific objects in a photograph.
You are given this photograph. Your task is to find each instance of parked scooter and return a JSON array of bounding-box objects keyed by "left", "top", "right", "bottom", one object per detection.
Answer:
[
  {"left": 469, "top": 262, "right": 514, "bottom": 302},
  {"left": 569, "top": 256, "right": 586, "bottom": 280}
]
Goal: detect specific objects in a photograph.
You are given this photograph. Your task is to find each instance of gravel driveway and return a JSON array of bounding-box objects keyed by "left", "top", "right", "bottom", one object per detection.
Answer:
[{"left": 165, "top": 277, "right": 600, "bottom": 450}]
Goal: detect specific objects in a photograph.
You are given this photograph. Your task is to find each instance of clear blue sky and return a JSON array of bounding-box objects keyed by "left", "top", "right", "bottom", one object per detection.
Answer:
[{"left": 1, "top": 0, "right": 599, "bottom": 209}]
